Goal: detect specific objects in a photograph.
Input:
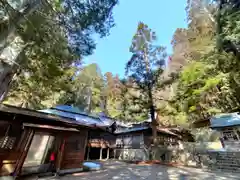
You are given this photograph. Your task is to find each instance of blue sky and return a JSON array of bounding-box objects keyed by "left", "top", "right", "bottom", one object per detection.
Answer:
[{"left": 84, "top": 0, "right": 188, "bottom": 78}]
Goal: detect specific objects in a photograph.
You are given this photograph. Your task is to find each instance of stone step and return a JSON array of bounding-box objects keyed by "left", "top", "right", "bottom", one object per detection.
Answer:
[{"left": 216, "top": 161, "right": 240, "bottom": 165}]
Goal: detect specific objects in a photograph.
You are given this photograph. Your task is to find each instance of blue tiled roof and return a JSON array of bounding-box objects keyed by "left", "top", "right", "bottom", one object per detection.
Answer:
[
  {"left": 114, "top": 126, "right": 150, "bottom": 134},
  {"left": 210, "top": 112, "right": 240, "bottom": 128},
  {"left": 55, "top": 105, "right": 86, "bottom": 114},
  {"left": 38, "top": 105, "right": 112, "bottom": 127}
]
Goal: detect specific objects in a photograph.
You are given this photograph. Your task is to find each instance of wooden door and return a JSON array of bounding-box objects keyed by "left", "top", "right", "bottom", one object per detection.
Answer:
[{"left": 61, "top": 130, "right": 87, "bottom": 170}]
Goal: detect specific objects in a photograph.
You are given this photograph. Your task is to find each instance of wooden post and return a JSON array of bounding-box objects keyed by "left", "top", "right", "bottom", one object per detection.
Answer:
[
  {"left": 114, "top": 149, "right": 116, "bottom": 159},
  {"left": 13, "top": 128, "right": 34, "bottom": 177},
  {"left": 87, "top": 147, "right": 90, "bottom": 160},
  {"left": 106, "top": 148, "right": 109, "bottom": 160},
  {"left": 56, "top": 136, "right": 66, "bottom": 173},
  {"left": 84, "top": 131, "right": 89, "bottom": 160},
  {"left": 99, "top": 148, "right": 102, "bottom": 160}
]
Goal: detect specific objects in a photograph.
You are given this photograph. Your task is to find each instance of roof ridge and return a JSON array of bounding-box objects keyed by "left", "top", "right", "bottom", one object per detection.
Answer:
[{"left": 50, "top": 107, "right": 101, "bottom": 120}]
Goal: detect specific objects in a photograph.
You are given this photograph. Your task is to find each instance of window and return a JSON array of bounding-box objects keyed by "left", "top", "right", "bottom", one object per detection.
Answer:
[
  {"left": 0, "top": 136, "right": 16, "bottom": 149},
  {"left": 123, "top": 135, "right": 132, "bottom": 147},
  {"left": 132, "top": 135, "right": 140, "bottom": 148},
  {"left": 23, "top": 134, "right": 55, "bottom": 167},
  {"left": 116, "top": 136, "right": 124, "bottom": 148},
  {"left": 0, "top": 123, "right": 19, "bottom": 150},
  {"left": 222, "top": 129, "right": 239, "bottom": 141}
]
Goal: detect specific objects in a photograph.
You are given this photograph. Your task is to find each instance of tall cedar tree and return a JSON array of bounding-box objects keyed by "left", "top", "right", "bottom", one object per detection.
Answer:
[{"left": 125, "top": 22, "right": 167, "bottom": 147}]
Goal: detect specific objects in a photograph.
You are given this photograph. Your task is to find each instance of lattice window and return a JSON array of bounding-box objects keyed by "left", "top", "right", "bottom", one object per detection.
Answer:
[
  {"left": 222, "top": 129, "right": 238, "bottom": 141},
  {"left": 0, "top": 123, "right": 21, "bottom": 150},
  {"left": 0, "top": 136, "right": 16, "bottom": 149}
]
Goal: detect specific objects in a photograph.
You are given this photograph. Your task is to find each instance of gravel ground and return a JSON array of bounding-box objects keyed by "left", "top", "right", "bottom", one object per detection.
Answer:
[{"left": 55, "top": 161, "right": 240, "bottom": 180}]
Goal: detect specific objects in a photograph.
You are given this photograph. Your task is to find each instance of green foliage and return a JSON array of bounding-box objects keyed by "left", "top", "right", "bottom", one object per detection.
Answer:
[
  {"left": 58, "top": 63, "right": 104, "bottom": 113},
  {"left": 4, "top": 10, "right": 75, "bottom": 108},
  {"left": 102, "top": 72, "right": 123, "bottom": 118},
  {"left": 3, "top": 0, "right": 240, "bottom": 130},
  {"left": 124, "top": 22, "right": 168, "bottom": 124},
  {"left": 164, "top": 0, "right": 240, "bottom": 127},
  {"left": 1, "top": 0, "right": 118, "bottom": 108}
]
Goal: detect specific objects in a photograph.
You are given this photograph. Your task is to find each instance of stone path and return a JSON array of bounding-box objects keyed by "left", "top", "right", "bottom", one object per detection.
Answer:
[{"left": 49, "top": 161, "right": 240, "bottom": 180}]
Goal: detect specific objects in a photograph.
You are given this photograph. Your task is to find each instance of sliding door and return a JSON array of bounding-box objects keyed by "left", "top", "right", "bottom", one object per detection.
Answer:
[{"left": 22, "top": 133, "right": 55, "bottom": 175}]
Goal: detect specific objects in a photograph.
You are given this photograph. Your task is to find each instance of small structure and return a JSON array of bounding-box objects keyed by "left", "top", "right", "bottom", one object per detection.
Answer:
[
  {"left": 86, "top": 129, "right": 116, "bottom": 161},
  {"left": 208, "top": 113, "right": 240, "bottom": 172},
  {"left": 0, "top": 104, "right": 111, "bottom": 179},
  {"left": 114, "top": 121, "right": 186, "bottom": 161},
  {"left": 210, "top": 112, "right": 240, "bottom": 151}
]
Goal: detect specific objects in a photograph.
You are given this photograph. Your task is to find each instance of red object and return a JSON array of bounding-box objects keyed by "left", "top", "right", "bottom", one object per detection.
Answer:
[{"left": 50, "top": 152, "right": 55, "bottom": 161}]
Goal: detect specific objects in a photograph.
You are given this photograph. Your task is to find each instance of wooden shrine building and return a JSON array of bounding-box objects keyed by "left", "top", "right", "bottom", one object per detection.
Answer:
[
  {"left": 210, "top": 113, "right": 240, "bottom": 150},
  {"left": 0, "top": 104, "right": 194, "bottom": 179},
  {"left": 113, "top": 121, "right": 193, "bottom": 161},
  {"left": 85, "top": 129, "right": 116, "bottom": 160},
  {"left": 0, "top": 104, "right": 111, "bottom": 179},
  {"left": 204, "top": 113, "right": 240, "bottom": 172}
]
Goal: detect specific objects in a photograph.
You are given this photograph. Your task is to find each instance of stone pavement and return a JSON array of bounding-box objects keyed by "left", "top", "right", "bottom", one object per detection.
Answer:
[{"left": 47, "top": 161, "right": 240, "bottom": 180}]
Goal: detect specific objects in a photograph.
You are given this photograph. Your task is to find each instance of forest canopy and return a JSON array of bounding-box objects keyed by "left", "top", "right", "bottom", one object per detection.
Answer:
[{"left": 1, "top": 0, "right": 240, "bottom": 128}]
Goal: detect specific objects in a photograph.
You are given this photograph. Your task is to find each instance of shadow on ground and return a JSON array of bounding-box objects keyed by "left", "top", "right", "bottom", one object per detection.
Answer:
[{"left": 52, "top": 160, "right": 240, "bottom": 180}]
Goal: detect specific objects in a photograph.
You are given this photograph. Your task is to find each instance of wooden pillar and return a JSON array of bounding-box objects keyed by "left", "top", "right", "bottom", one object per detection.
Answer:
[
  {"left": 56, "top": 136, "right": 66, "bottom": 172},
  {"left": 114, "top": 149, "right": 116, "bottom": 159},
  {"left": 13, "top": 128, "right": 34, "bottom": 177},
  {"left": 87, "top": 146, "right": 90, "bottom": 160},
  {"left": 84, "top": 131, "right": 89, "bottom": 159},
  {"left": 106, "top": 148, "right": 109, "bottom": 160},
  {"left": 99, "top": 148, "right": 103, "bottom": 160}
]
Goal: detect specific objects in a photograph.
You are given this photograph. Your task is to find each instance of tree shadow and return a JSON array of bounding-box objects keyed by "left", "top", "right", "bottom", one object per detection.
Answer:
[{"left": 57, "top": 162, "right": 172, "bottom": 180}]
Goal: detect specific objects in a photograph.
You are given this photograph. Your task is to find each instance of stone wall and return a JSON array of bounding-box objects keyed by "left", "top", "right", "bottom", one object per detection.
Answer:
[
  {"left": 115, "top": 148, "right": 149, "bottom": 161},
  {"left": 114, "top": 141, "right": 240, "bottom": 173},
  {"left": 207, "top": 151, "right": 240, "bottom": 172},
  {"left": 168, "top": 142, "right": 240, "bottom": 172},
  {"left": 115, "top": 142, "right": 221, "bottom": 166},
  {"left": 165, "top": 142, "right": 222, "bottom": 167}
]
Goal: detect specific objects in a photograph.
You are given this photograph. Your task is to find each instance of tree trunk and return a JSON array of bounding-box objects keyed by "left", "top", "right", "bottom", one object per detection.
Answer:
[
  {"left": 0, "top": 63, "right": 16, "bottom": 101},
  {"left": 150, "top": 104, "right": 157, "bottom": 144},
  {"left": 148, "top": 85, "right": 158, "bottom": 147},
  {"left": 216, "top": 0, "right": 224, "bottom": 52},
  {"left": 86, "top": 81, "right": 93, "bottom": 113},
  {"left": 0, "top": 36, "right": 26, "bottom": 102},
  {"left": 0, "top": 0, "right": 43, "bottom": 103},
  {"left": 0, "top": 0, "right": 42, "bottom": 49}
]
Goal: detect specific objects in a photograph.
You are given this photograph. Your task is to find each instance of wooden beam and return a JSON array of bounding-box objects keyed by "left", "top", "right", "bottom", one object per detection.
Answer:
[
  {"left": 23, "top": 123, "right": 79, "bottom": 132},
  {"left": 13, "top": 128, "right": 34, "bottom": 177}
]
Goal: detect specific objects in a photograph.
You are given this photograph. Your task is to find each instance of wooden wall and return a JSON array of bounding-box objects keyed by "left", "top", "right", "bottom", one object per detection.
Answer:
[
  {"left": 88, "top": 130, "right": 116, "bottom": 148},
  {"left": 60, "top": 130, "right": 88, "bottom": 170},
  {"left": 143, "top": 130, "right": 179, "bottom": 146},
  {"left": 0, "top": 121, "right": 33, "bottom": 177},
  {"left": 116, "top": 131, "right": 144, "bottom": 149}
]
